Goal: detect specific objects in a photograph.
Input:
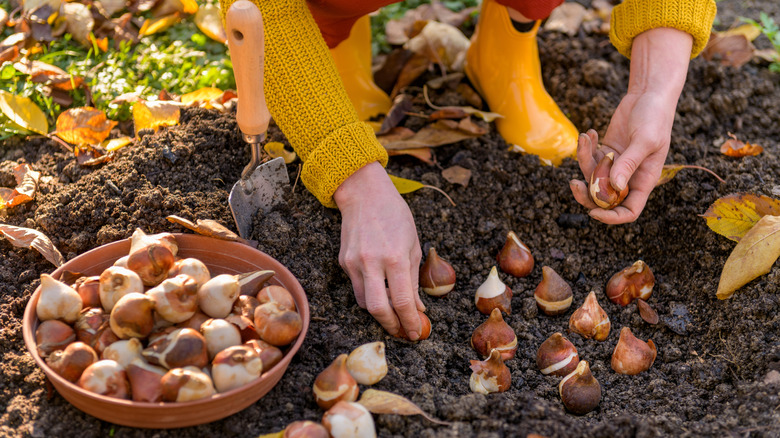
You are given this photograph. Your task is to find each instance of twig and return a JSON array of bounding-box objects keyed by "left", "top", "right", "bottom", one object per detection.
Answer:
[
  {"left": 676, "top": 164, "right": 726, "bottom": 184},
  {"left": 405, "top": 112, "right": 430, "bottom": 119},
  {"left": 423, "top": 185, "right": 456, "bottom": 207},
  {"left": 292, "top": 163, "right": 302, "bottom": 193},
  {"left": 47, "top": 134, "right": 73, "bottom": 153}
]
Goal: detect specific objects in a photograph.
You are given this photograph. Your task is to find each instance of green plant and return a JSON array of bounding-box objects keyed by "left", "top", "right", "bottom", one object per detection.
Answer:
[{"left": 744, "top": 12, "right": 780, "bottom": 73}]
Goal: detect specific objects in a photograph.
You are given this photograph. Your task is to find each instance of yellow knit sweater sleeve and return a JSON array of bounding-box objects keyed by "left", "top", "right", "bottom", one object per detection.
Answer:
[
  {"left": 219, "top": 0, "right": 388, "bottom": 208},
  {"left": 609, "top": 0, "right": 717, "bottom": 59}
]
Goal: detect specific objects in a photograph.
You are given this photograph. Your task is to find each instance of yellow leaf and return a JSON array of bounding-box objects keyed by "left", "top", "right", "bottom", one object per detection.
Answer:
[
  {"left": 263, "top": 142, "right": 297, "bottom": 164},
  {"left": 56, "top": 107, "right": 117, "bottom": 145},
  {"left": 0, "top": 90, "right": 48, "bottom": 135},
  {"left": 388, "top": 174, "right": 424, "bottom": 194},
  {"left": 719, "top": 23, "right": 762, "bottom": 42},
  {"left": 716, "top": 215, "right": 780, "bottom": 299},
  {"left": 181, "top": 87, "right": 224, "bottom": 107},
  {"left": 656, "top": 164, "right": 725, "bottom": 187},
  {"left": 100, "top": 136, "right": 132, "bottom": 152},
  {"left": 358, "top": 389, "right": 451, "bottom": 425},
  {"left": 701, "top": 194, "right": 780, "bottom": 242},
  {"left": 132, "top": 101, "right": 181, "bottom": 136},
  {"left": 139, "top": 13, "right": 181, "bottom": 37},
  {"left": 194, "top": 4, "right": 226, "bottom": 44},
  {"left": 256, "top": 432, "right": 283, "bottom": 438}
]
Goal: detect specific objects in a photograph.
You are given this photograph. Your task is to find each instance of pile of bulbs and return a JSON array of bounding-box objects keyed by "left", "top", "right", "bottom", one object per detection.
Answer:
[
  {"left": 33, "top": 229, "right": 302, "bottom": 402},
  {"left": 418, "top": 231, "right": 659, "bottom": 416}
]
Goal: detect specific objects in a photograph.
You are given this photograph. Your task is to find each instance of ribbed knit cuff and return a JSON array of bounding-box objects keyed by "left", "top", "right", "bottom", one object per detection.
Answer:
[
  {"left": 302, "top": 121, "right": 389, "bottom": 208},
  {"left": 609, "top": 0, "right": 717, "bottom": 59}
]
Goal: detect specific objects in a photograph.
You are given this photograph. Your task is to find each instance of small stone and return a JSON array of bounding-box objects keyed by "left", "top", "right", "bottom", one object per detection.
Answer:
[{"left": 764, "top": 370, "right": 780, "bottom": 386}]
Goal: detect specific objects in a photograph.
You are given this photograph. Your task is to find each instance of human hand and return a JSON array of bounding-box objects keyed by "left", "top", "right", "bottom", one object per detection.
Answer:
[
  {"left": 570, "top": 27, "right": 693, "bottom": 224},
  {"left": 333, "top": 161, "right": 426, "bottom": 340}
]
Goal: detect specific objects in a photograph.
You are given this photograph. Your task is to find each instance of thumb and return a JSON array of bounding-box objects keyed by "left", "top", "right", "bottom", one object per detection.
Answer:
[{"left": 610, "top": 142, "right": 653, "bottom": 191}]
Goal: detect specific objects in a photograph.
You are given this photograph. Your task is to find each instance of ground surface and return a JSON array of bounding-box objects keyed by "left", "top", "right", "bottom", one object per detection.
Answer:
[{"left": 2, "top": 0, "right": 780, "bottom": 437}]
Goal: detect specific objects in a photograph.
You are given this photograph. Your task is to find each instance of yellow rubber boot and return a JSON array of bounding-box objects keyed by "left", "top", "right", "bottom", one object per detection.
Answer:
[
  {"left": 329, "top": 15, "right": 392, "bottom": 121},
  {"left": 465, "top": 0, "right": 578, "bottom": 165}
]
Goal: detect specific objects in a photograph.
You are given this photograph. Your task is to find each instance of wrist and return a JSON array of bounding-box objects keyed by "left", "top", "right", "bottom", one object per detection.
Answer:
[
  {"left": 333, "top": 161, "right": 388, "bottom": 211},
  {"left": 628, "top": 28, "right": 692, "bottom": 102}
]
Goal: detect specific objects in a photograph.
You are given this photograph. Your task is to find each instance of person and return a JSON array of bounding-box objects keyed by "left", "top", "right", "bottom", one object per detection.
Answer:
[{"left": 218, "top": 0, "right": 717, "bottom": 340}]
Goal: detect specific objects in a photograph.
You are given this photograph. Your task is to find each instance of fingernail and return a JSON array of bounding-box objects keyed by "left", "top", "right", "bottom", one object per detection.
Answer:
[
  {"left": 569, "top": 179, "right": 577, "bottom": 187},
  {"left": 614, "top": 175, "right": 627, "bottom": 191},
  {"left": 408, "top": 331, "right": 420, "bottom": 341}
]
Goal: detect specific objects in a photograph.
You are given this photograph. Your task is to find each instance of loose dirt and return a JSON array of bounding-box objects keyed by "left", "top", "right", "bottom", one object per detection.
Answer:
[{"left": 2, "top": 1, "right": 779, "bottom": 436}]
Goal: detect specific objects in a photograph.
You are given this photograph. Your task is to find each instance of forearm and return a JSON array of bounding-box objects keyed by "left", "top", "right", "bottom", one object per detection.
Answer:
[{"left": 627, "top": 28, "right": 692, "bottom": 103}]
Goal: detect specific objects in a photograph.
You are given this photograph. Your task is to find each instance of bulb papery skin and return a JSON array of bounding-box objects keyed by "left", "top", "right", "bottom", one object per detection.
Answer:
[
  {"left": 589, "top": 152, "right": 628, "bottom": 209},
  {"left": 143, "top": 328, "right": 209, "bottom": 369},
  {"left": 78, "top": 359, "right": 130, "bottom": 399},
  {"left": 568, "top": 291, "right": 611, "bottom": 341},
  {"left": 35, "top": 319, "right": 76, "bottom": 357},
  {"left": 474, "top": 266, "right": 512, "bottom": 314},
  {"left": 46, "top": 341, "right": 98, "bottom": 383},
  {"left": 101, "top": 338, "right": 144, "bottom": 369},
  {"left": 419, "top": 247, "right": 457, "bottom": 297},
  {"left": 37, "top": 274, "right": 83, "bottom": 323},
  {"left": 245, "top": 339, "right": 283, "bottom": 371},
  {"left": 127, "top": 242, "right": 175, "bottom": 287},
  {"left": 471, "top": 308, "right": 517, "bottom": 360},
  {"left": 283, "top": 421, "right": 330, "bottom": 438},
  {"left": 160, "top": 366, "right": 216, "bottom": 402},
  {"left": 99, "top": 266, "right": 144, "bottom": 312},
  {"left": 497, "top": 231, "right": 534, "bottom": 278},
  {"left": 394, "top": 312, "right": 432, "bottom": 341},
  {"left": 606, "top": 260, "right": 655, "bottom": 306},
  {"left": 74, "top": 276, "right": 102, "bottom": 309},
  {"left": 558, "top": 360, "right": 601, "bottom": 415},
  {"left": 256, "top": 285, "right": 297, "bottom": 311},
  {"left": 322, "top": 401, "right": 377, "bottom": 438},
  {"left": 611, "top": 327, "right": 657, "bottom": 375},
  {"left": 313, "top": 354, "right": 359, "bottom": 409},
  {"left": 469, "top": 350, "right": 511, "bottom": 394},
  {"left": 198, "top": 274, "right": 240, "bottom": 319},
  {"left": 254, "top": 301, "right": 303, "bottom": 346},
  {"left": 146, "top": 274, "right": 199, "bottom": 323},
  {"left": 126, "top": 359, "right": 167, "bottom": 402},
  {"left": 346, "top": 342, "right": 388, "bottom": 385},
  {"left": 109, "top": 292, "right": 156, "bottom": 339},
  {"left": 536, "top": 332, "right": 579, "bottom": 377},
  {"left": 168, "top": 258, "right": 211, "bottom": 289},
  {"left": 534, "top": 266, "right": 573, "bottom": 316},
  {"left": 211, "top": 345, "right": 263, "bottom": 393},
  {"left": 201, "top": 318, "right": 242, "bottom": 359},
  {"left": 129, "top": 229, "right": 178, "bottom": 256}
]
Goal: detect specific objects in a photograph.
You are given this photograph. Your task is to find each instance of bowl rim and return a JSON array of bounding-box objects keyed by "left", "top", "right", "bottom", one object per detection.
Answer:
[{"left": 22, "top": 234, "right": 309, "bottom": 422}]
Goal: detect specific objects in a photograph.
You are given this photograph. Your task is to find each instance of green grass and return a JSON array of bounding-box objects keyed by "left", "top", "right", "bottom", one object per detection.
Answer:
[{"left": 744, "top": 12, "right": 780, "bottom": 73}]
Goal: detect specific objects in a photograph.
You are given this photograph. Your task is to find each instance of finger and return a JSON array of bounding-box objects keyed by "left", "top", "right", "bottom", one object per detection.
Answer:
[
  {"left": 576, "top": 132, "right": 598, "bottom": 179},
  {"left": 569, "top": 179, "right": 599, "bottom": 210},
  {"left": 609, "top": 139, "right": 655, "bottom": 193},
  {"left": 410, "top": 245, "right": 425, "bottom": 312},
  {"left": 588, "top": 182, "right": 651, "bottom": 224},
  {"left": 387, "top": 263, "right": 422, "bottom": 341},
  {"left": 339, "top": 255, "right": 367, "bottom": 309},
  {"left": 364, "top": 274, "right": 401, "bottom": 336}
]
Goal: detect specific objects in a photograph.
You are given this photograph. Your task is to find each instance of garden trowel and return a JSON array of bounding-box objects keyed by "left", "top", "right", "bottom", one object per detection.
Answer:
[{"left": 226, "top": 0, "right": 288, "bottom": 239}]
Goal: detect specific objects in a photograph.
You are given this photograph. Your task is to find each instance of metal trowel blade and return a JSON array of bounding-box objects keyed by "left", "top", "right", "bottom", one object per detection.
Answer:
[{"left": 229, "top": 156, "right": 289, "bottom": 239}]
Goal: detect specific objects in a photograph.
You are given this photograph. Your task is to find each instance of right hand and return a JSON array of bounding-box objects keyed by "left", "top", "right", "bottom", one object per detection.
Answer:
[{"left": 333, "top": 162, "right": 426, "bottom": 340}]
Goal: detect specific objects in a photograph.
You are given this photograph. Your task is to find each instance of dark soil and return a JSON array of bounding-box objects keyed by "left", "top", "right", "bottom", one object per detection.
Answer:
[{"left": 2, "top": 1, "right": 780, "bottom": 436}]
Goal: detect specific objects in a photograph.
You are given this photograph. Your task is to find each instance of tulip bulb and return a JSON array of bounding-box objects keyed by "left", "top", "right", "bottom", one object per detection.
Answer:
[
  {"left": 394, "top": 311, "right": 432, "bottom": 341},
  {"left": 313, "top": 354, "right": 359, "bottom": 409},
  {"left": 211, "top": 345, "right": 263, "bottom": 392},
  {"left": 469, "top": 349, "right": 511, "bottom": 394},
  {"left": 74, "top": 276, "right": 101, "bottom": 309},
  {"left": 233, "top": 295, "right": 260, "bottom": 320},
  {"left": 198, "top": 274, "right": 240, "bottom": 318},
  {"left": 496, "top": 231, "right": 534, "bottom": 278},
  {"left": 98, "top": 266, "right": 143, "bottom": 312},
  {"left": 536, "top": 332, "right": 579, "bottom": 376},
  {"left": 611, "top": 327, "right": 657, "bottom": 375},
  {"left": 129, "top": 228, "right": 178, "bottom": 256},
  {"left": 419, "top": 247, "right": 456, "bottom": 297},
  {"left": 146, "top": 274, "right": 199, "bottom": 323},
  {"left": 283, "top": 421, "right": 329, "bottom": 438},
  {"left": 126, "top": 359, "right": 167, "bottom": 402},
  {"left": 176, "top": 310, "right": 210, "bottom": 332},
  {"left": 589, "top": 152, "right": 628, "bottom": 209},
  {"left": 534, "top": 266, "right": 573, "bottom": 316},
  {"left": 113, "top": 255, "right": 129, "bottom": 268},
  {"left": 322, "top": 401, "right": 376, "bottom": 438},
  {"left": 127, "top": 243, "right": 175, "bottom": 287},
  {"left": 168, "top": 258, "right": 211, "bottom": 288},
  {"left": 559, "top": 360, "right": 601, "bottom": 415},
  {"left": 74, "top": 308, "right": 104, "bottom": 347},
  {"left": 606, "top": 260, "right": 655, "bottom": 306},
  {"left": 254, "top": 301, "right": 302, "bottom": 347},
  {"left": 36, "top": 274, "right": 83, "bottom": 323},
  {"left": 161, "top": 366, "right": 216, "bottom": 402},
  {"left": 346, "top": 342, "right": 387, "bottom": 385},
  {"left": 245, "top": 339, "right": 283, "bottom": 371},
  {"left": 101, "top": 338, "right": 143, "bottom": 368},
  {"left": 143, "top": 328, "right": 209, "bottom": 369},
  {"left": 46, "top": 341, "right": 98, "bottom": 383},
  {"left": 109, "top": 292, "right": 156, "bottom": 339},
  {"left": 568, "top": 292, "right": 610, "bottom": 341},
  {"left": 471, "top": 308, "right": 517, "bottom": 360},
  {"left": 35, "top": 319, "right": 76, "bottom": 357},
  {"left": 201, "top": 318, "right": 242, "bottom": 359},
  {"left": 474, "top": 266, "right": 513, "bottom": 315},
  {"left": 78, "top": 359, "right": 130, "bottom": 399},
  {"left": 256, "top": 285, "right": 297, "bottom": 311},
  {"left": 226, "top": 314, "right": 260, "bottom": 343}
]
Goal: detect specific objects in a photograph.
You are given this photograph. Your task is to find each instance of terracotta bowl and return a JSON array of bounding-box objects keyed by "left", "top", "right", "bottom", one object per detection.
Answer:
[{"left": 22, "top": 234, "right": 309, "bottom": 429}]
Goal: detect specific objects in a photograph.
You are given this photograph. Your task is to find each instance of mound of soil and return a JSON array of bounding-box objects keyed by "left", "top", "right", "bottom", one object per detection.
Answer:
[{"left": 2, "top": 1, "right": 779, "bottom": 436}]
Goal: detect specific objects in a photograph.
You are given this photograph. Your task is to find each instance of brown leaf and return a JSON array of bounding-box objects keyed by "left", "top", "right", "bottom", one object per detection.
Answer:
[
  {"left": 377, "top": 126, "right": 415, "bottom": 143},
  {"left": 656, "top": 164, "right": 725, "bottom": 187},
  {"left": 166, "top": 215, "right": 258, "bottom": 248},
  {"left": 1, "top": 164, "right": 40, "bottom": 208},
  {"left": 390, "top": 53, "right": 431, "bottom": 98},
  {"left": 378, "top": 119, "right": 481, "bottom": 150},
  {"left": 720, "top": 134, "right": 763, "bottom": 157},
  {"left": 358, "top": 389, "right": 450, "bottom": 425},
  {"left": 56, "top": 107, "right": 117, "bottom": 145},
  {"left": 0, "top": 224, "right": 65, "bottom": 267},
  {"left": 374, "top": 49, "right": 413, "bottom": 94},
  {"left": 425, "top": 72, "right": 464, "bottom": 90},
  {"left": 0, "top": 45, "right": 20, "bottom": 63},
  {"left": 62, "top": 2, "right": 95, "bottom": 46},
  {"left": 430, "top": 0, "right": 475, "bottom": 28},
  {"left": 14, "top": 59, "right": 84, "bottom": 91},
  {"left": 430, "top": 107, "right": 467, "bottom": 120},
  {"left": 636, "top": 299, "right": 659, "bottom": 325},
  {"left": 387, "top": 147, "right": 434, "bottom": 165},
  {"left": 716, "top": 215, "right": 780, "bottom": 299},
  {"left": 543, "top": 2, "right": 587, "bottom": 36},
  {"left": 384, "top": 4, "right": 437, "bottom": 45},
  {"left": 404, "top": 21, "right": 470, "bottom": 72},
  {"left": 457, "top": 117, "right": 487, "bottom": 135},
  {"left": 379, "top": 94, "right": 413, "bottom": 135},
  {"left": 75, "top": 145, "right": 114, "bottom": 166},
  {"left": 456, "top": 83, "right": 481, "bottom": 108},
  {"left": 424, "top": 86, "right": 502, "bottom": 122},
  {"left": 701, "top": 32, "right": 755, "bottom": 68},
  {"left": 441, "top": 165, "right": 471, "bottom": 187},
  {"left": 701, "top": 193, "right": 780, "bottom": 242}
]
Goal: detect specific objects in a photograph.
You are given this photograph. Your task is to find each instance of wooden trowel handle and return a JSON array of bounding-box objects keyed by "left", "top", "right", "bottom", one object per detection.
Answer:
[{"left": 226, "top": 1, "right": 270, "bottom": 137}]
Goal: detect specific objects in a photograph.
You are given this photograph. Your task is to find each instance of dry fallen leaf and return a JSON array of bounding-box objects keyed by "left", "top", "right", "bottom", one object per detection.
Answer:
[
  {"left": 181, "top": 87, "right": 224, "bottom": 108},
  {"left": 100, "top": 136, "right": 133, "bottom": 152},
  {"left": 194, "top": 3, "right": 226, "bottom": 43},
  {"left": 62, "top": 2, "right": 95, "bottom": 46},
  {"left": 0, "top": 224, "right": 65, "bottom": 267},
  {"left": 56, "top": 107, "right": 117, "bottom": 145},
  {"left": 386, "top": 147, "right": 434, "bottom": 165},
  {"left": 544, "top": 2, "right": 587, "bottom": 36},
  {"left": 456, "top": 82, "right": 481, "bottom": 108},
  {"left": 379, "top": 94, "right": 413, "bottom": 135},
  {"left": 98, "top": 0, "right": 127, "bottom": 17},
  {"left": 636, "top": 298, "right": 659, "bottom": 325},
  {"left": 166, "top": 215, "right": 258, "bottom": 248},
  {"left": 424, "top": 86, "right": 502, "bottom": 122},
  {"left": 75, "top": 145, "right": 114, "bottom": 166},
  {"left": 132, "top": 100, "right": 181, "bottom": 136},
  {"left": 0, "top": 163, "right": 40, "bottom": 208},
  {"left": 139, "top": 13, "right": 181, "bottom": 37},
  {"left": 430, "top": 107, "right": 468, "bottom": 120},
  {"left": 656, "top": 164, "right": 725, "bottom": 187},
  {"left": 389, "top": 174, "right": 455, "bottom": 206},
  {"left": 264, "top": 142, "right": 297, "bottom": 164},
  {"left": 441, "top": 165, "right": 471, "bottom": 187},
  {"left": 457, "top": 117, "right": 487, "bottom": 135},
  {"left": 701, "top": 193, "right": 780, "bottom": 242},
  {"left": 701, "top": 32, "right": 755, "bottom": 68},
  {"left": 13, "top": 59, "right": 83, "bottom": 91},
  {"left": 405, "top": 20, "right": 470, "bottom": 72},
  {"left": 719, "top": 23, "right": 762, "bottom": 42},
  {"left": 152, "top": 0, "right": 198, "bottom": 17},
  {"left": 0, "top": 90, "right": 49, "bottom": 134},
  {"left": 720, "top": 134, "right": 763, "bottom": 157},
  {"left": 358, "top": 389, "right": 451, "bottom": 425},
  {"left": 378, "top": 119, "right": 481, "bottom": 150},
  {"left": 390, "top": 52, "right": 431, "bottom": 98},
  {"left": 716, "top": 215, "right": 780, "bottom": 299}
]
